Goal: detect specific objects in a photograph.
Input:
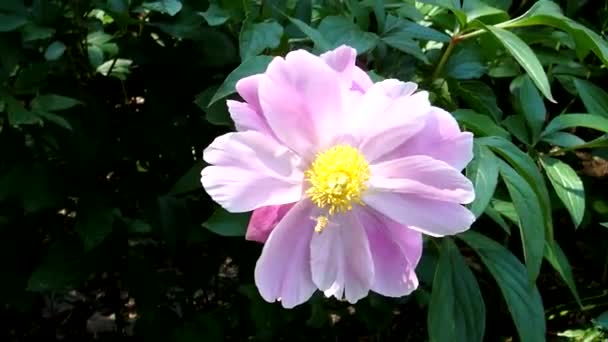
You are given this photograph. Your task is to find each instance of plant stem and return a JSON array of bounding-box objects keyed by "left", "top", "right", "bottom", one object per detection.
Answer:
[{"left": 432, "top": 38, "right": 456, "bottom": 80}]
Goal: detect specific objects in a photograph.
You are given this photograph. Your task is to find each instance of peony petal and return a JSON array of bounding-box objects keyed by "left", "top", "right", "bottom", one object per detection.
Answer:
[
  {"left": 379, "top": 107, "right": 474, "bottom": 171},
  {"left": 320, "top": 45, "right": 357, "bottom": 89},
  {"left": 355, "top": 87, "right": 430, "bottom": 162},
  {"left": 235, "top": 74, "right": 263, "bottom": 112},
  {"left": 351, "top": 66, "right": 373, "bottom": 92},
  {"left": 369, "top": 156, "right": 475, "bottom": 204},
  {"left": 363, "top": 192, "right": 476, "bottom": 237},
  {"left": 227, "top": 100, "right": 272, "bottom": 134},
  {"left": 258, "top": 50, "right": 344, "bottom": 159},
  {"left": 246, "top": 203, "right": 295, "bottom": 243},
  {"left": 201, "top": 131, "right": 304, "bottom": 212},
  {"left": 310, "top": 211, "right": 374, "bottom": 303},
  {"left": 358, "top": 208, "right": 420, "bottom": 297},
  {"left": 254, "top": 200, "right": 317, "bottom": 308}
]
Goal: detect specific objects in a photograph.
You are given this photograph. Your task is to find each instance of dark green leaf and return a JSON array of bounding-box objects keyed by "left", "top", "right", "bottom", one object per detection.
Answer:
[
  {"left": 483, "top": 25, "right": 554, "bottom": 102},
  {"left": 573, "top": 78, "right": 608, "bottom": 118},
  {"left": 462, "top": 0, "right": 508, "bottom": 23},
  {"left": 515, "top": 75, "right": 546, "bottom": 143},
  {"left": 35, "top": 111, "right": 72, "bottom": 130},
  {"left": 318, "top": 16, "right": 378, "bottom": 54},
  {"left": 209, "top": 55, "right": 273, "bottom": 106},
  {"left": 203, "top": 208, "right": 250, "bottom": 237},
  {"left": 27, "top": 239, "right": 86, "bottom": 292},
  {"left": 21, "top": 24, "right": 55, "bottom": 41},
  {"left": 544, "top": 240, "right": 582, "bottom": 306},
  {"left": 541, "top": 132, "right": 586, "bottom": 148},
  {"left": 199, "top": 3, "right": 230, "bottom": 26},
  {"left": 445, "top": 42, "right": 486, "bottom": 80},
  {"left": 542, "top": 113, "right": 608, "bottom": 136},
  {"left": 502, "top": 115, "right": 530, "bottom": 145},
  {"left": 540, "top": 156, "right": 585, "bottom": 227},
  {"left": 288, "top": 17, "right": 331, "bottom": 52},
  {"left": 6, "top": 97, "right": 41, "bottom": 125},
  {"left": 467, "top": 143, "right": 499, "bottom": 217},
  {"left": 382, "top": 33, "right": 428, "bottom": 63},
  {"left": 458, "top": 231, "right": 546, "bottom": 342},
  {"left": 239, "top": 21, "right": 283, "bottom": 61},
  {"left": 453, "top": 109, "right": 509, "bottom": 138},
  {"left": 0, "top": 14, "right": 27, "bottom": 32},
  {"left": 428, "top": 238, "right": 485, "bottom": 342},
  {"left": 31, "top": 94, "right": 82, "bottom": 111},
  {"left": 383, "top": 15, "right": 450, "bottom": 42},
  {"left": 498, "top": 160, "right": 545, "bottom": 282},
  {"left": 455, "top": 80, "right": 503, "bottom": 121},
  {"left": 96, "top": 59, "right": 133, "bottom": 79},
  {"left": 170, "top": 161, "right": 204, "bottom": 195},
  {"left": 195, "top": 86, "right": 232, "bottom": 126},
  {"left": 76, "top": 203, "right": 116, "bottom": 251},
  {"left": 142, "top": 0, "right": 182, "bottom": 16},
  {"left": 44, "top": 41, "right": 66, "bottom": 61}
]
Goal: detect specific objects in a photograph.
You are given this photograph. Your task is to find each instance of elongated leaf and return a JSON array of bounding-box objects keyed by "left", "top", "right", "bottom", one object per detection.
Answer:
[
  {"left": 318, "top": 16, "right": 378, "bottom": 54},
  {"left": 467, "top": 143, "right": 499, "bottom": 217},
  {"left": 478, "top": 136, "right": 553, "bottom": 238},
  {"left": 31, "top": 94, "right": 82, "bottom": 111},
  {"left": 382, "top": 33, "right": 428, "bottom": 63},
  {"left": 383, "top": 14, "right": 450, "bottom": 42},
  {"left": 456, "top": 80, "right": 503, "bottom": 121},
  {"left": 515, "top": 75, "right": 546, "bottom": 143},
  {"left": 540, "top": 156, "right": 585, "bottom": 227},
  {"left": 203, "top": 208, "right": 250, "bottom": 237},
  {"left": 542, "top": 113, "right": 608, "bottom": 136},
  {"left": 483, "top": 25, "right": 555, "bottom": 102},
  {"left": 498, "top": 160, "right": 545, "bottom": 282},
  {"left": 76, "top": 203, "right": 116, "bottom": 251},
  {"left": 458, "top": 231, "right": 546, "bottom": 342},
  {"left": 544, "top": 240, "right": 582, "bottom": 306},
  {"left": 428, "top": 238, "right": 485, "bottom": 342},
  {"left": 209, "top": 55, "right": 273, "bottom": 106},
  {"left": 0, "top": 14, "right": 27, "bottom": 32},
  {"left": 573, "top": 78, "right": 608, "bottom": 118},
  {"left": 541, "top": 132, "right": 586, "bottom": 148},
  {"left": 288, "top": 17, "right": 331, "bottom": 52},
  {"left": 453, "top": 109, "right": 509, "bottom": 138}
]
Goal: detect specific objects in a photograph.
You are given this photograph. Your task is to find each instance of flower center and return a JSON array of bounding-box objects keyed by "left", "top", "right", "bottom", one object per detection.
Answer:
[{"left": 305, "top": 145, "right": 370, "bottom": 232}]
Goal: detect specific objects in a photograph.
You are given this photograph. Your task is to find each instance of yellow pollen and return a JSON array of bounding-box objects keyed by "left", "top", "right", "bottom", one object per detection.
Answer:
[{"left": 305, "top": 145, "right": 370, "bottom": 232}]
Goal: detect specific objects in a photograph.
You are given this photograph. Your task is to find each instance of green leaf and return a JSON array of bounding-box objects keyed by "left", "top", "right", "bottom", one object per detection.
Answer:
[
  {"left": 453, "top": 109, "right": 509, "bottom": 138},
  {"left": 541, "top": 132, "right": 586, "bottom": 148},
  {"left": 76, "top": 203, "right": 116, "bottom": 251},
  {"left": 208, "top": 55, "right": 273, "bottom": 106},
  {"left": 0, "top": 14, "right": 27, "bottom": 32},
  {"left": 479, "top": 136, "right": 553, "bottom": 239},
  {"left": 382, "top": 33, "right": 428, "bottom": 63},
  {"left": 199, "top": 3, "right": 230, "bottom": 26},
  {"left": 601, "top": 222, "right": 608, "bottom": 229},
  {"left": 573, "top": 78, "right": 608, "bottom": 118},
  {"left": 467, "top": 143, "right": 499, "bottom": 217},
  {"left": 31, "top": 94, "right": 82, "bottom": 112},
  {"left": 195, "top": 86, "right": 232, "bottom": 126},
  {"left": 508, "top": 0, "right": 608, "bottom": 66},
  {"left": 21, "top": 24, "right": 55, "bottom": 41},
  {"left": 203, "top": 208, "right": 250, "bottom": 237},
  {"left": 5, "top": 97, "right": 41, "bottom": 125},
  {"left": 542, "top": 114, "right": 608, "bottom": 136},
  {"left": 428, "top": 238, "right": 485, "bottom": 342},
  {"left": 485, "top": 205, "right": 512, "bottom": 234},
  {"left": 483, "top": 25, "right": 555, "bottom": 102},
  {"left": 27, "top": 238, "right": 86, "bottom": 292},
  {"left": 239, "top": 21, "right": 283, "bottom": 61},
  {"left": 44, "top": 41, "right": 66, "bottom": 61},
  {"left": 491, "top": 199, "right": 519, "bottom": 224},
  {"left": 445, "top": 42, "right": 486, "bottom": 80},
  {"left": 498, "top": 160, "right": 545, "bottom": 282},
  {"left": 383, "top": 15, "right": 450, "bottom": 42},
  {"left": 458, "top": 231, "right": 546, "bottom": 342},
  {"left": 515, "top": 75, "right": 546, "bottom": 143},
  {"left": 544, "top": 240, "right": 582, "bottom": 306},
  {"left": 455, "top": 80, "right": 503, "bottom": 121},
  {"left": 462, "top": 0, "right": 508, "bottom": 23},
  {"left": 97, "top": 59, "right": 133, "bottom": 80},
  {"left": 502, "top": 115, "right": 530, "bottom": 145},
  {"left": 142, "top": 0, "right": 182, "bottom": 16},
  {"left": 318, "top": 16, "right": 378, "bottom": 54},
  {"left": 288, "top": 17, "right": 331, "bottom": 52},
  {"left": 540, "top": 156, "right": 585, "bottom": 227},
  {"left": 170, "top": 161, "right": 204, "bottom": 195},
  {"left": 35, "top": 111, "right": 72, "bottom": 130}
]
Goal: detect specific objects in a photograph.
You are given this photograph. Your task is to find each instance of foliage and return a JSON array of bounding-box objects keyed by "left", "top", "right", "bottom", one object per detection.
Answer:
[{"left": 1, "top": 0, "right": 608, "bottom": 340}]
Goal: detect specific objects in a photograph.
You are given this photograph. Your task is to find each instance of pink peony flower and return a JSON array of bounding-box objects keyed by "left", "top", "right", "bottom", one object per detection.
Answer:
[{"left": 201, "top": 45, "right": 475, "bottom": 308}]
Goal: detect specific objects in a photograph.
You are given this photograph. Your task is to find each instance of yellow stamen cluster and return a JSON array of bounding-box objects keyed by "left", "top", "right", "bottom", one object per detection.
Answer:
[{"left": 305, "top": 145, "right": 370, "bottom": 232}]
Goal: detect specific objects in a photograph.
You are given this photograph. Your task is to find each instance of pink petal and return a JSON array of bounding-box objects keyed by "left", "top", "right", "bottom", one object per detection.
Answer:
[
  {"left": 235, "top": 74, "right": 263, "bottom": 112},
  {"left": 310, "top": 211, "right": 374, "bottom": 303},
  {"left": 358, "top": 208, "right": 421, "bottom": 297},
  {"left": 254, "top": 200, "right": 316, "bottom": 308},
  {"left": 351, "top": 66, "right": 373, "bottom": 92},
  {"left": 227, "top": 100, "right": 272, "bottom": 134},
  {"left": 246, "top": 203, "right": 295, "bottom": 243},
  {"left": 363, "top": 192, "right": 476, "bottom": 237},
  {"left": 320, "top": 45, "right": 373, "bottom": 92},
  {"left": 201, "top": 131, "right": 304, "bottom": 212},
  {"left": 369, "top": 156, "right": 475, "bottom": 204},
  {"left": 379, "top": 107, "right": 474, "bottom": 171},
  {"left": 354, "top": 84, "right": 430, "bottom": 162},
  {"left": 258, "top": 50, "right": 344, "bottom": 159}
]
